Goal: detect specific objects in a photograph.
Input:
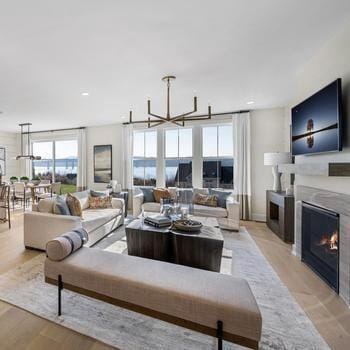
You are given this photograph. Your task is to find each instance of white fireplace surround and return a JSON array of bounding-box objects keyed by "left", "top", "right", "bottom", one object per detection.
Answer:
[{"left": 294, "top": 185, "right": 350, "bottom": 306}]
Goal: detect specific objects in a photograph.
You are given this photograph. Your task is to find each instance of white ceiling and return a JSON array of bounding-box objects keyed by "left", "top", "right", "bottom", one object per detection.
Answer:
[{"left": 0, "top": 0, "right": 350, "bottom": 132}]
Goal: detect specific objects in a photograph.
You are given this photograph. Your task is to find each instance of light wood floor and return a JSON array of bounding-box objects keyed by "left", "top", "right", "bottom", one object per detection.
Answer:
[{"left": 0, "top": 213, "right": 349, "bottom": 349}]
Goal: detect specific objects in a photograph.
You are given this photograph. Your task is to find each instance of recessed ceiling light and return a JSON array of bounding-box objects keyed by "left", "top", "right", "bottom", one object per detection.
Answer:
[
  {"left": 246, "top": 101, "right": 255, "bottom": 105},
  {"left": 81, "top": 92, "right": 89, "bottom": 96}
]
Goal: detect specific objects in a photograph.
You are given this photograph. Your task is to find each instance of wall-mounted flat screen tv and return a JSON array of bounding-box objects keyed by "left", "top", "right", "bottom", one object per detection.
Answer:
[{"left": 291, "top": 79, "right": 342, "bottom": 156}]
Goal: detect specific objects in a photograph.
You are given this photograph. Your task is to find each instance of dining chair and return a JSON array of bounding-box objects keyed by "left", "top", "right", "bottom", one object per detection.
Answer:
[
  {"left": 13, "top": 182, "right": 32, "bottom": 211},
  {"left": 37, "top": 182, "right": 61, "bottom": 201},
  {"left": 0, "top": 184, "right": 11, "bottom": 228}
]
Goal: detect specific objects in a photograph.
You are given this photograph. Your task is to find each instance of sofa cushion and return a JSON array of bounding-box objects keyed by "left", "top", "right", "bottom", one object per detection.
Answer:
[
  {"left": 193, "top": 204, "right": 227, "bottom": 218},
  {"left": 46, "top": 228, "right": 88, "bottom": 261},
  {"left": 82, "top": 208, "right": 121, "bottom": 233},
  {"left": 193, "top": 193, "right": 218, "bottom": 207},
  {"left": 142, "top": 202, "right": 161, "bottom": 213},
  {"left": 44, "top": 248, "right": 262, "bottom": 342},
  {"left": 153, "top": 188, "right": 171, "bottom": 203},
  {"left": 66, "top": 193, "right": 83, "bottom": 217},
  {"left": 38, "top": 198, "right": 56, "bottom": 213},
  {"left": 209, "top": 189, "right": 232, "bottom": 208},
  {"left": 88, "top": 196, "right": 112, "bottom": 209},
  {"left": 139, "top": 187, "right": 155, "bottom": 203},
  {"left": 53, "top": 196, "right": 71, "bottom": 216}
]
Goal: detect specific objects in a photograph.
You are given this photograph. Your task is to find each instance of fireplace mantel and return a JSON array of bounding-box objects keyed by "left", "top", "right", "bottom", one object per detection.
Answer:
[{"left": 294, "top": 185, "right": 350, "bottom": 306}]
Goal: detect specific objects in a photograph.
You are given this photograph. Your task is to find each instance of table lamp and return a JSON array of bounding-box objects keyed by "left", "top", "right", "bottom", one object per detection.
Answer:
[{"left": 264, "top": 152, "right": 292, "bottom": 192}]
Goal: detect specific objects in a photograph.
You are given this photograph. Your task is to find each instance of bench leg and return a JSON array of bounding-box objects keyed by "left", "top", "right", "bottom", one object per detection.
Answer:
[
  {"left": 217, "top": 320, "right": 223, "bottom": 350},
  {"left": 58, "top": 275, "right": 63, "bottom": 316}
]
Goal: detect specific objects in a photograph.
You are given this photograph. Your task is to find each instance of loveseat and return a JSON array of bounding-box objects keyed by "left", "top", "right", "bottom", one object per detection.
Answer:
[
  {"left": 24, "top": 190, "right": 124, "bottom": 250},
  {"left": 133, "top": 187, "right": 239, "bottom": 231}
]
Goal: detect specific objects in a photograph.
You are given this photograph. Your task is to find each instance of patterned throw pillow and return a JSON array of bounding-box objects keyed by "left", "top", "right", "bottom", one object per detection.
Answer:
[
  {"left": 53, "top": 196, "right": 71, "bottom": 216},
  {"left": 88, "top": 196, "right": 112, "bottom": 209},
  {"left": 66, "top": 193, "right": 83, "bottom": 217},
  {"left": 193, "top": 193, "right": 218, "bottom": 207},
  {"left": 153, "top": 188, "right": 172, "bottom": 203}
]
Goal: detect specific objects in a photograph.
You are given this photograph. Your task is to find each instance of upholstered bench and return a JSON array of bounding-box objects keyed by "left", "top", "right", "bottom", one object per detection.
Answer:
[{"left": 44, "top": 233, "right": 262, "bottom": 349}]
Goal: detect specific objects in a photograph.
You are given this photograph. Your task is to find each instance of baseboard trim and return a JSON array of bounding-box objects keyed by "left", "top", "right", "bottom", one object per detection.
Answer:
[{"left": 252, "top": 213, "right": 266, "bottom": 222}]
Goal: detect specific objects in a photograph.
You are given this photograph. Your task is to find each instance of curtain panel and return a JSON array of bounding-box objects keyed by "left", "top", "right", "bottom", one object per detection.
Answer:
[{"left": 232, "top": 112, "right": 252, "bottom": 220}]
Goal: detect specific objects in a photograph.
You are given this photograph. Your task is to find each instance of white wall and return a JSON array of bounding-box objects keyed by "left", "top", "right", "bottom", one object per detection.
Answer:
[
  {"left": 86, "top": 124, "right": 123, "bottom": 190},
  {"left": 251, "top": 108, "right": 287, "bottom": 221},
  {"left": 0, "top": 131, "right": 19, "bottom": 181},
  {"left": 286, "top": 21, "right": 350, "bottom": 193}
]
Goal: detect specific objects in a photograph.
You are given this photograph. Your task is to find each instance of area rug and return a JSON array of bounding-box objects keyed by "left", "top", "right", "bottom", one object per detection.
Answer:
[{"left": 0, "top": 226, "right": 329, "bottom": 349}]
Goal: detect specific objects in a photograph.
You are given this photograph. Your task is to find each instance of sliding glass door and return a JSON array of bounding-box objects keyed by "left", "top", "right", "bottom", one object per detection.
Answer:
[{"left": 32, "top": 139, "right": 78, "bottom": 193}]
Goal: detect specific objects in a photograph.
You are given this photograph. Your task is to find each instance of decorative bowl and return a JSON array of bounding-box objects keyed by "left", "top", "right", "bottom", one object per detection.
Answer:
[{"left": 172, "top": 219, "right": 202, "bottom": 232}]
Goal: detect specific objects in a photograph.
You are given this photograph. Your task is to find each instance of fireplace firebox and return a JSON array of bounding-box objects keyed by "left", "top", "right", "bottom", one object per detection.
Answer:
[{"left": 302, "top": 202, "right": 339, "bottom": 292}]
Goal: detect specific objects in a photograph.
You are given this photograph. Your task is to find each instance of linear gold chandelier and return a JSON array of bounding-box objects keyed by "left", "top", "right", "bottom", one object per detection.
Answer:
[{"left": 126, "top": 75, "right": 212, "bottom": 128}]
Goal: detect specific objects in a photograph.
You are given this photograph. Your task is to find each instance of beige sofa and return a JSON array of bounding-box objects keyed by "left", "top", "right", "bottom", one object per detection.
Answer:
[
  {"left": 133, "top": 187, "right": 240, "bottom": 231},
  {"left": 45, "top": 246, "right": 262, "bottom": 349},
  {"left": 24, "top": 191, "right": 124, "bottom": 250}
]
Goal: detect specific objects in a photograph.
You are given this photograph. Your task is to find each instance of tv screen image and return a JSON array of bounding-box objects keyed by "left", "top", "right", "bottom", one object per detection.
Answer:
[{"left": 291, "top": 79, "right": 342, "bottom": 156}]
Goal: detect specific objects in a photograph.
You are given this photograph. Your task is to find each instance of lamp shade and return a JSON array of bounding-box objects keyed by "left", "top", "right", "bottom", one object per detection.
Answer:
[{"left": 264, "top": 152, "right": 291, "bottom": 166}]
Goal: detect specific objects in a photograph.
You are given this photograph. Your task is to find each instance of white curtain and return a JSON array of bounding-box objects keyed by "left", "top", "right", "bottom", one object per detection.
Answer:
[
  {"left": 77, "top": 128, "right": 87, "bottom": 190},
  {"left": 122, "top": 124, "right": 133, "bottom": 190},
  {"left": 233, "top": 112, "right": 252, "bottom": 220}
]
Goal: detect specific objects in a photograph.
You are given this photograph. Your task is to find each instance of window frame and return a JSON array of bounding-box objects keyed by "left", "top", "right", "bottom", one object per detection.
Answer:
[
  {"left": 132, "top": 130, "right": 157, "bottom": 186},
  {"left": 31, "top": 138, "right": 78, "bottom": 184},
  {"left": 164, "top": 127, "right": 193, "bottom": 188},
  {"left": 201, "top": 124, "right": 234, "bottom": 189}
]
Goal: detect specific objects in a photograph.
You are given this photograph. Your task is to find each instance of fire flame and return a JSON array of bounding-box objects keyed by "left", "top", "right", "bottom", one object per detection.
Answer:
[{"left": 318, "top": 231, "right": 338, "bottom": 250}]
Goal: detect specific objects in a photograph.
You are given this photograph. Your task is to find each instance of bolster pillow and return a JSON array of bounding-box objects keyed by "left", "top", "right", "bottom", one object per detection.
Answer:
[{"left": 46, "top": 228, "right": 88, "bottom": 261}]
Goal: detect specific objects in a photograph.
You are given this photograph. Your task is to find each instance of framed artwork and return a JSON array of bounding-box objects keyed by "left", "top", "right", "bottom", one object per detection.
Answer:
[
  {"left": 0, "top": 147, "right": 5, "bottom": 176},
  {"left": 94, "top": 145, "right": 112, "bottom": 183}
]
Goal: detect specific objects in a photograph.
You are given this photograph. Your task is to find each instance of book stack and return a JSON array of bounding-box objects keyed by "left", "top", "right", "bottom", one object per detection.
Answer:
[{"left": 144, "top": 215, "right": 171, "bottom": 228}]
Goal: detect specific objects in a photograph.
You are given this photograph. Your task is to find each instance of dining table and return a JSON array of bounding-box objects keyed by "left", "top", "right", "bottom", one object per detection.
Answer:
[{"left": 25, "top": 183, "right": 52, "bottom": 203}]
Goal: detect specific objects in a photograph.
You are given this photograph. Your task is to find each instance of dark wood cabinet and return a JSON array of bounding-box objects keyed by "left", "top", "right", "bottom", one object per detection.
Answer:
[{"left": 266, "top": 190, "right": 295, "bottom": 243}]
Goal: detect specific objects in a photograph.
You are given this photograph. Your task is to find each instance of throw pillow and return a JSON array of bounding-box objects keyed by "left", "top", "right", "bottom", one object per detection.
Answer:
[
  {"left": 153, "top": 188, "right": 172, "bottom": 203},
  {"left": 208, "top": 189, "right": 232, "bottom": 208},
  {"left": 53, "top": 196, "right": 71, "bottom": 216},
  {"left": 88, "top": 195, "right": 112, "bottom": 209},
  {"left": 139, "top": 187, "right": 155, "bottom": 203},
  {"left": 90, "top": 189, "right": 110, "bottom": 197},
  {"left": 193, "top": 193, "right": 218, "bottom": 207},
  {"left": 66, "top": 193, "right": 83, "bottom": 217},
  {"left": 46, "top": 228, "right": 89, "bottom": 261},
  {"left": 73, "top": 190, "right": 90, "bottom": 210}
]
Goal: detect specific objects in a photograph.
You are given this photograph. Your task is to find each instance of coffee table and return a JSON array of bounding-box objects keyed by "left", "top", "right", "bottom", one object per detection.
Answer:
[{"left": 125, "top": 216, "right": 223, "bottom": 272}]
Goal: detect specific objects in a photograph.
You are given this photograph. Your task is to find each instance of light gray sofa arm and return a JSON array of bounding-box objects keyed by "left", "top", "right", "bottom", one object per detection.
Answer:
[
  {"left": 217, "top": 197, "right": 240, "bottom": 231},
  {"left": 111, "top": 197, "right": 125, "bottom": 212},
  {"left": 133, "top": 193, "right": 144, "bottom": 217},
  {"left": 24, "top": 212, "right": 82, "bottom": 250}
]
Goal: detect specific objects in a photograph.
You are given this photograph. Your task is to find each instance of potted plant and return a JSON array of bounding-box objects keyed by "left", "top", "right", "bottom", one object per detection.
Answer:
[
  {"left": 31, "top": 176, "right": 41, "bottom": 185},
  {"left": 20, "top": 176, "right": 29, "bottom": 184},
  {"left": 10, "top": 176, "right": 18, "bottom": 184}
]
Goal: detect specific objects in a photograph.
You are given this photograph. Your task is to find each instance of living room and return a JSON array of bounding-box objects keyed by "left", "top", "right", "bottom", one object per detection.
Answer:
[{"left": 1, "top": 1, "right": 350, "bottom": 349}]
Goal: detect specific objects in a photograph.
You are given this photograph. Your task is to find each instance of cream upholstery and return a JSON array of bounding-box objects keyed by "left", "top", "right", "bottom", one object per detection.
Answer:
[
  {"left": 142, "top": 202, "right": 161, "bottom": 213},
  {"left": 193, "top": 204, "right": 227, "bottom": 218},
  {"left": 24, "top": 193, "right": 124, "bottom": 250},
  {"left": 82, "top": 208, "right": 122, "bottom": 232},
  {"left": 44, "top": 247, "right": 262, "bottom": 343}
]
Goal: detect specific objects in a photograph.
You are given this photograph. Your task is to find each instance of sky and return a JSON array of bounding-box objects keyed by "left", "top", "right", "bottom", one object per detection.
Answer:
[{"left": 32, "top": 140, "right": 78, "bottom": 159}]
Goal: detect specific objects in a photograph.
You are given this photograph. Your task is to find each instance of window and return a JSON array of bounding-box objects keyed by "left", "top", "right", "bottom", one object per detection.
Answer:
[
  {"left": 133, "top": 131, "right": 157, "bottom": 186},
  {"left": 202, "top": 125, "right": 233, "bottom": 188},
  {"left": 32, "top": 142, "right": 54, "bottom": 181},
  {"left": 32, "top": 139, "right": 78, "bottom": 193},
  {"left": 165, "top": 128, "right": 192, "bottom": 188}
]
